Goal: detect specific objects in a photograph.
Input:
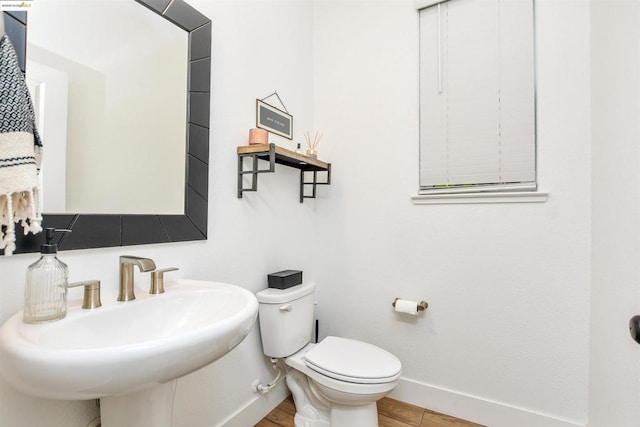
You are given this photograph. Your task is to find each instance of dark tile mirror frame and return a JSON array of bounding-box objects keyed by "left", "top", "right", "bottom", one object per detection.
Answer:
[{"left": 1, "top": 0, "right": 211, "bottom": 254}]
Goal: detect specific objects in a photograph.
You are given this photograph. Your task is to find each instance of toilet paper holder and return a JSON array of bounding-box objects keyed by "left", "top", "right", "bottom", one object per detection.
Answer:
[{"left": 392, "top": 298, "right": 429, "bottom": 312}]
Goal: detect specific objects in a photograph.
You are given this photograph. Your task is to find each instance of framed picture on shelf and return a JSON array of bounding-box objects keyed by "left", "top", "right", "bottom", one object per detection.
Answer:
[{"left": 256, "top": 99, "right": 293, "bottom": 140}]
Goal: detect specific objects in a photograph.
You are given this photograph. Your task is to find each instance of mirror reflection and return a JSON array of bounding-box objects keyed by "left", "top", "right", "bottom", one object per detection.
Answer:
[{"left": 26, "top": 0, "right": 188, "bottom": 214}]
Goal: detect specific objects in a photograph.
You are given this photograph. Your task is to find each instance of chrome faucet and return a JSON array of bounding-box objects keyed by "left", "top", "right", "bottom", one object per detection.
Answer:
[{"left": 118, "top": 256, "right": 156, "bottom": 301}]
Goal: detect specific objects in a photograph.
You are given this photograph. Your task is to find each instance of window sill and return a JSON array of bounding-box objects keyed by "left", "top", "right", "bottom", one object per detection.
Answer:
[{"left": 411, "top": 191, "right": 549, "bottom": 205}]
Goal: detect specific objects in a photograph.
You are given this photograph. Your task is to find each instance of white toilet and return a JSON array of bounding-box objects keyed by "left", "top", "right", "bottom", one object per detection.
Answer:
[{"left": 256, "top": 282, "right": 402, "bottom": 427}]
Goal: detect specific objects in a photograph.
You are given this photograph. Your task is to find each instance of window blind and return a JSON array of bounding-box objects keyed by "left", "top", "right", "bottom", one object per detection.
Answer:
[{"left": 419, "top": 0, "right": 536, "bottom": 194}]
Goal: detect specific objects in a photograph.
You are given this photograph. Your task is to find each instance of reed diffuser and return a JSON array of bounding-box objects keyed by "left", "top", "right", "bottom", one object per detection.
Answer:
[{"left": 304, "top": 132, "right": 322, "bottom": 159}]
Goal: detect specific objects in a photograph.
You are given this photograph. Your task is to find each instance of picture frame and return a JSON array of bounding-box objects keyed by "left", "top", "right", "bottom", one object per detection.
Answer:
[{"left": 256, "top": 99, "right": 293, "bottom": 140}]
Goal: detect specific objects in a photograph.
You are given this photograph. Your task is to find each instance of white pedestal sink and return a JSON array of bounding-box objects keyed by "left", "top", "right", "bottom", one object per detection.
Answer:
[{"left": 0, "top": 279, "right": 258, "bottom": 427}]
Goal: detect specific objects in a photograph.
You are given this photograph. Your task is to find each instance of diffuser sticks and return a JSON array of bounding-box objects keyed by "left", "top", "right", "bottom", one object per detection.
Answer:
[{"left": 304, "top": 132, "right": 322, "bottom": 158}]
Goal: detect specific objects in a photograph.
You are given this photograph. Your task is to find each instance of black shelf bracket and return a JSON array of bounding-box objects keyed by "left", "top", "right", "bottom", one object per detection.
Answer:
[
  {"left": 300, "top": 165, "right": 331, "bottom": 203},
  {"left": 237, "top": 143, "right": 276, "bottom": 198}
]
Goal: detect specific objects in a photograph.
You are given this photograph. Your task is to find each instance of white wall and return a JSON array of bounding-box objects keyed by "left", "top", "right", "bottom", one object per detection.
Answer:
[
  {"left": 312, "top": 1, "right": 591, "bottom": 426},
  {"left": 0, "top": 1, "right": 314, "bottom": 426},
  {"left": 3, "top": 1, "right": 640, "bottom": 427},
  {"left": 589, "top": 1, "right": 640, "bottom": 426}
]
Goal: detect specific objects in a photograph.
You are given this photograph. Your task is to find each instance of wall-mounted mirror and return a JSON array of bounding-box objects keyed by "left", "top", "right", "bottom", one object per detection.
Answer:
[{"left": 1, "top": 0, "right": 211, "bottom": 254}]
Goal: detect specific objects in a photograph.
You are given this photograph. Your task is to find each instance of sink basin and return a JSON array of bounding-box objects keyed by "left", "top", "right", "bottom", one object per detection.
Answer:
[{"left": 0, "top": 279, "right": 258, "bottom": 426}]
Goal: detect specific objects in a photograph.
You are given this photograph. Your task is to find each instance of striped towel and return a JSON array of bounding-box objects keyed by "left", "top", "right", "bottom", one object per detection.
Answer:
[{"left": 0, "top": 34, "right": 42, "bottom": 255}]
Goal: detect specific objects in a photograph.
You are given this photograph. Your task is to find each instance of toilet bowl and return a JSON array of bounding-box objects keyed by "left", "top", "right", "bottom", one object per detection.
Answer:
[{"left": 256, "top": 282, "right": 401, "bottom": 427}]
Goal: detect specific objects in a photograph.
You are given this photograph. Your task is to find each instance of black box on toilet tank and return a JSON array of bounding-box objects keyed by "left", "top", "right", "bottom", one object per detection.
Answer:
[{"left": 267, "top": 270, "right": 303, "bottom": 289}]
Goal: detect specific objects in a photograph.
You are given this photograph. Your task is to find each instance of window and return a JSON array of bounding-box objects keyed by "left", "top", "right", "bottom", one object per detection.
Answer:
[{"left": 418, "top": 0, "right": 536, "bottom": 195}]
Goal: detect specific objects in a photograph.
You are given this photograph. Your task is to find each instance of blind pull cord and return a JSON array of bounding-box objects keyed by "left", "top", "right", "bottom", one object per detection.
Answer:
[{"left": 438, "top": 3, "right": 442, "bottom": 94}]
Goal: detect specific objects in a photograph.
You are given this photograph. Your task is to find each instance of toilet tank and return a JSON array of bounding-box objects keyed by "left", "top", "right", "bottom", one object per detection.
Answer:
[{"left": 256, "top": 282, "right": 315, "bottom": 358}]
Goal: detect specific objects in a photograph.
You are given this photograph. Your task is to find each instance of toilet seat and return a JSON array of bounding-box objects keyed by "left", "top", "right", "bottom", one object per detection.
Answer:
[{"left": 304, "top": 336, "right": 401, "bottom": 384}]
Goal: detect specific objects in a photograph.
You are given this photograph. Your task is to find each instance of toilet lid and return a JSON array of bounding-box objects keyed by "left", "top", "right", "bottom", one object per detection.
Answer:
[{"left": 304, "top": 336, "right": 401, "bottom": 384}]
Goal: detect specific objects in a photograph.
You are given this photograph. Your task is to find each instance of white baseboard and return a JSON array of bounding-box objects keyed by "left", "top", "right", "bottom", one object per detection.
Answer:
[
  {"left": 220, "top": 376, "right": 585, "bottom": 427},
  {"left": 389, "top": 377, "right": 585, "bottom": 427},
  {"left": 219, "top": 381, "right": 289, "bottom": 427}
]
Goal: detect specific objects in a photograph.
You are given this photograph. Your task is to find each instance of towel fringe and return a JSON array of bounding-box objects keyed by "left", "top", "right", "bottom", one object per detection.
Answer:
[
  {"left": 0, "top": 190, "right": 42, "bottom": 255},
  {"left": 2, "top": 192, "right": 16, "bottom": 255}
]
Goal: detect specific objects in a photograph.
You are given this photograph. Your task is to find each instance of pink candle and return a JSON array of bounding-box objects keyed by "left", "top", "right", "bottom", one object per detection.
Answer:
[{"left": 249, "top": 128, "right": 268, "bottom": 145}]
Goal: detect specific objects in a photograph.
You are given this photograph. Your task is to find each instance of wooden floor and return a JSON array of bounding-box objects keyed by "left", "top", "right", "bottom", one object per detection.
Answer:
[{"left": 256, "top": 395, "right": 485, "bottom": 427}]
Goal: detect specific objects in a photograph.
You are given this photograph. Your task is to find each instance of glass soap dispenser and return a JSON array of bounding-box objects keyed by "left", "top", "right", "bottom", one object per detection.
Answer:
[{"left": 23, "top": 228, "right": 70, "bottom": 324}]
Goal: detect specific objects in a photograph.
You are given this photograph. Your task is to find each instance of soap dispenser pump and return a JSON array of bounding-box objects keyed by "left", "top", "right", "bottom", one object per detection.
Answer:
[{"left": 23, "top": 228, "right": 71, "bottom": 324}]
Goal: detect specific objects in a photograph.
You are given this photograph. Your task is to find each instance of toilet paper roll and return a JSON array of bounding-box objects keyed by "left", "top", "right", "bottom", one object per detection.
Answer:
[{"left": 394, "top": 299, "right": 418, "bottom": 315}]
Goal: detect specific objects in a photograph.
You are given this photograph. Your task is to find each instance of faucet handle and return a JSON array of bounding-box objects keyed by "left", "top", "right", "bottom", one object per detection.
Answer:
[
  {"left": 67, "top": 280, "right": 102, "bottom": 309},
  {"left": 150, "top": 268, "right": 179, "bottom": 295}
]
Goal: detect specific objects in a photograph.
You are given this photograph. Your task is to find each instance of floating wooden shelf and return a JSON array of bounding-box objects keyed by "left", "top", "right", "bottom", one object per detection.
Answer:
[{"left": 237, "top": 143, "right": 331, "bottom": 203}]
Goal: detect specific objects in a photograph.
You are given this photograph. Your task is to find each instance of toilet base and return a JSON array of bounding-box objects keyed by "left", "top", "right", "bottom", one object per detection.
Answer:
[
  {"left": 286, "top": 366, "right": 382, "bottom": 427},
  {"left": 287, "top": 368, "right": 330, "bottom": 426},
  {"left": 294, "top": 412, "right": 330, "bottom": 427},
  {"left": 330, "top": 403, "right": 378, "bottom": 426},
  {"left": 291, "top": 404, "right": 378, "bottom": 427}
]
